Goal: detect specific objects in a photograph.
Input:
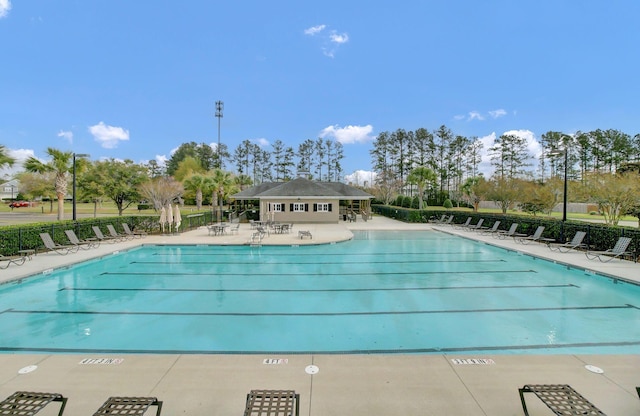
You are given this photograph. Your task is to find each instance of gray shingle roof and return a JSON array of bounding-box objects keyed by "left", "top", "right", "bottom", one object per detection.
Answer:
[{"left": 231, "top": 177, "right": 373, "bottom": 200}]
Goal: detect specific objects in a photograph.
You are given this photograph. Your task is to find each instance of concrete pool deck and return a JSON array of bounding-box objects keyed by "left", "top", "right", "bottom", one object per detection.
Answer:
[{"left": 0, "top": 216, "right": 639, "bottom": 415}]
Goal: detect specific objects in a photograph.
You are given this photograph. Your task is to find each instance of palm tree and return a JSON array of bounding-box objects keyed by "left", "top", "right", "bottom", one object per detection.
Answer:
[
  {"left": 24, "top": 148, "right": 73, "bottom": 220},
  {"left": 0, "top": 145, "right": 16, "bottom": 169},
  {"left": 406, "top": 166, "right": 437, "bottom": 210},
  {"left": 183, "top": 173, "right": 212, "bottom": 210},
  {"left": 209, "top": 169, "right": 236, "bottom": 221}
]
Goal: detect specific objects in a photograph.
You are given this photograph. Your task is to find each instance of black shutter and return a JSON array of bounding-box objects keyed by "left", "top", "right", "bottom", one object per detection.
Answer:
[
  {"left": 290, "top": 203, "right": 294, "bottom": 212},
  {"left": 305, "top": 203, "right": 309, "bottom": 212},
  {"left": 328, "top": 203, "right": 332, "bottom": 212},
  {"left": 313, "top": 203, "right": 317, "bottom": 212}
]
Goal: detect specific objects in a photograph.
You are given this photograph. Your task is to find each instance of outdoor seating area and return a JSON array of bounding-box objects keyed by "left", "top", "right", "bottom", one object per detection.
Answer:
[
  {"left": 585, "top": 236, "right": 633, "bottom": 262},
  {"left": 39, "top": 232, "right": 79, "bottom": 255},
  {"left": 547, "top": 231, "right": 588, "bottom": 252},
  {"left": 518, "top": 384, "right": 606, "bottom": 416}
]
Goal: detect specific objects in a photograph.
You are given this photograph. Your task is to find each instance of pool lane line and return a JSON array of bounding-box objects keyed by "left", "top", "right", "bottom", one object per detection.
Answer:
[
  {"left": 150, "top": 250, "right": 487, "bottom": 256},
  {"left": 58, "top": 283, "right": 578, "bottom": 292},
  {"left": 130, "top": 259, "right": 508, "bottom": 265},
  {"left": 1, "top": 339, "right": 640, "bottom": 355},
  {"left": 98, "top": 269, "right": 537, "bottom": 277},
  {"left": 5, "top": 304, "right": 637, "bottom": 317}
]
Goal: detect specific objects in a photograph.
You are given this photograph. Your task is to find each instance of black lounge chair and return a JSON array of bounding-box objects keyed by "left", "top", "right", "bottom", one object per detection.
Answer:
[
  {"left": 585, "top": 236, "right": 632, "bottom": 262},
  {"left": 0, "top": 253, "right": 27, "bottom": 269},
  {"left": 122, "top": 222, "right": 147, "bottom": 238},
  {"left": 65, "top": 229, "right": 100, "bottom": 250},
  {"left": 40, "top": 232, "right": 79, "bottom": 255},
  {"left": 518, "top": 384, "right": 606, "bottom": 416},
  {"left": 243, "top": 390, "right": 299, "bottom": 416},
  {"left": 93, "top": 397, "right": 162, "bottom": 416},
  {"left": 547, "top": 231, "right": 587, "bottom": 252},
  {"left": 0, "top": 391, "right": 68, "bottom": 416}
]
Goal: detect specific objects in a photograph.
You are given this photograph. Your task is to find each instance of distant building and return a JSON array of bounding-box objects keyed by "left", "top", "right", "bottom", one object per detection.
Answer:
[
  {"left": 231, "top": 177, "right": 373, "bottom": 223},
  {"left": 0, "top": 179, "right": 20, "bottom": 201}
]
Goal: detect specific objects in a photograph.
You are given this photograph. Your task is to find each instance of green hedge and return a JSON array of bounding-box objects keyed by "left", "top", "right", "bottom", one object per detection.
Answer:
[{"left": 371, "top": 204, "right": 640, "bottom": 256}]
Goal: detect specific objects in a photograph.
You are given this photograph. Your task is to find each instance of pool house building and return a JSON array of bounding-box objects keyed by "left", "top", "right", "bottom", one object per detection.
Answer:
[{"left": 231, "top": 177, "right": 374, "bottom": 224}]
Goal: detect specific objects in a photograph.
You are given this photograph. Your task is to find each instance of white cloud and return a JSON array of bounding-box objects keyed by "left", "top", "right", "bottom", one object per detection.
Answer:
[
  {"left": 329, "top": 31, "right": 349, "bottom": 44},
  {"left": 344, "top": 170, "right": 377, "bottom": 187},
  {"left": 320, "top": 124, "right": 374, "bottom": 144},
  {"left": 255, "top": 138, "right": 270, "bottom": 147},
  {"left": 57, "top": 130, "right": 73, "bottom": 144},
  {"left": 453, "top": 114, "right": 466, "bottom": 121},
  {"left": 503, "top": 129, "right": 542, "bottom": 159},
  {"left": 468, "top": 111, "right": 485, "bottom": 121},
  {"left": 304, "top": 24, "right": 326, "bottom": 36},
  {"left": 88, "top": 122, "right": 129, "bottom": 149},
  {"left": 0, "top": 148, "right": 36, "bottom": 178},
  {"left": 0, "top": 0, "right": 11, "bottom": 18},
  {"left": 489, "top": 109, "right": 507, "bottom": 119}
]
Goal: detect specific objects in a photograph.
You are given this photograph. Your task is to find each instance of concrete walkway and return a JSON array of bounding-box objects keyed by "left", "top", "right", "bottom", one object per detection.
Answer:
[{"left": 0, "top": 217, "right": 639, "bottom": 415}]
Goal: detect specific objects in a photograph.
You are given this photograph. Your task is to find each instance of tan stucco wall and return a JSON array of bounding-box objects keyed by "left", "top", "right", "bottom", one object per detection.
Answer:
[{"left": 261, "top": 198, "right": 340, "bottom": 223}]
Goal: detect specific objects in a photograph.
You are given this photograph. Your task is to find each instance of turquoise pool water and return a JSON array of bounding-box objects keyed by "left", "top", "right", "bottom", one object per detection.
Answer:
[{"left": 1, "top": 230, "right": 639, "bottom": 354}]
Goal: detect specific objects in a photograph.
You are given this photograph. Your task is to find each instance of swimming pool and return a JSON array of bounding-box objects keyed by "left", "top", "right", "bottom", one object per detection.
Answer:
[{"left": 1, "top": 230, "right": 639, "bottom": 354}]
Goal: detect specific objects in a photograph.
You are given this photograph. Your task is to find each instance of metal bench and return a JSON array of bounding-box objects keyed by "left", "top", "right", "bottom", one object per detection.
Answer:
[
  {"left": 243, "top": 390, "right": 299, "bottom": 416},
  {"left": 518, "top": 384, "right": 606, "bottom": 415},
  {"left": 0, "top": 391, "right": 68, "bottom": 416}
]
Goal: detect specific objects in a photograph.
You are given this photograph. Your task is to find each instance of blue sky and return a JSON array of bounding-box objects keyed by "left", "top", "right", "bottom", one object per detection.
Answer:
[{"left": 1, "top": 1, "right": 639, "bottom": 183}]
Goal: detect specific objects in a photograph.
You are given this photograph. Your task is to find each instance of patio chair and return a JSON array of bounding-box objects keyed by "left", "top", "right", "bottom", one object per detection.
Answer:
[
  {"left": 39, "top": 232, "right": 79, "bottom": 255},
  {"left": 547, "top": 231, "right": 587, "bottom": 252},
  {"left": 107, "top": 224, "right": 132, "bottom": 241},
  {"left": 494, "top": 223, "right": 524, "bottom": 240},
  {"left": 122, "top": 222, "right": 147, "bottom": 238},
  {"left": 452, "top": 217, "right": 472, "bottom": 230},
  {"left": 479, "top": 220, "right": 501, "bottom": 235},
  {"left": 0, "top": 253, "right": 27, "bottom": 269},
  {"left": 428, "top": 214, "right": 446, "bottom": 223},
  {"left": 518, "top": 384, "right": 606, "bottom": 416},
  {"left": 464, "top": 218, "right": 484, "bottom": 232},
  {"left": 92, "top": 226, "right": 120, "bottom": 243},
  {"left": 229, "top": 222, "right": 240, "bottom": 234},
  {"left": 515, "top": 225, "right": 552, "bottom": 245},
  {"left": 64, "top": 229, "right": 100, "bottom": 250},
  {"left": 92, "top": 397, "right": 162, "bottom": 416},
  {"left": 585, "top": 236, "right": 633, "bottom": 262},
  {"left": 243, "top": 390, "right": 299, "bottom": 416},
  {"left": 0, "top": 391, "right": 68, "bottom": 416}
]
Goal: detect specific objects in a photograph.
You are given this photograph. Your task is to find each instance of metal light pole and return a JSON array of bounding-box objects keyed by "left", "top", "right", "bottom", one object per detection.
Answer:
[
  {"left": 561, "top": 149, "right": 568, "bottom": 222},
  {"left": 72, "top": 153, "right": 90, "bottom": 221},
  {"left": 215, "top": 100, "right": 224, "bottom": 169}
]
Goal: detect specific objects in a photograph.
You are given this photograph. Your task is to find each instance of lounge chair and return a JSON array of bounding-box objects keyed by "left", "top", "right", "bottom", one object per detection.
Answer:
[
  {"left": 452, "top": 217, "right": 472, "bottom": 229},
  {"left": 0, "top": 391, "right": 68, "bottom": 416},
  {"left": 65, "top": 229, "right": 100, "bottom": 250},
  {"left": 243, "top": 390, "right": 299, "bottom": 416},
  {"left": 107, "top": 224, "right": 131, "bottom": 241},
  {"left": 40, "top": 232, "right": 79, "bottom": 255},
  {"left": 479, "top": 220, "right": 501, "bottom": 235},
  {"left": 547, "top": 231, "right": 587, "bottom": 252},
  {"left": 92, "top": 226, "right": 120, "bottom": 243},
  {"left": 122, "top": 222, "right": 147, "bottom": 238},
  {"left": 494, "top": 223, "right": 524, "bottom": 240},
  {"left": 0, "top": 253, "right": 27, "bottom": 269},
  {"left": 93, "top": 397, "right": 162, "bottom": 416},
  {"left": 518, "top": 384, "right": 606, "bottom": 416},
  {"left": 464, "top": 218, "right": 484, "bottom": 232},
  {"left": 428, "top": 214, "right": 446, "bottom": 223},
  {"left": 585, "top": 236, "right": 633, "bottom": 262},
  {"left": 515, "top": 225, "right": 552, "bottom": 244}
]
